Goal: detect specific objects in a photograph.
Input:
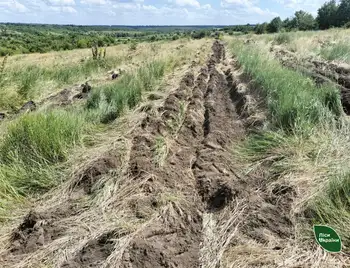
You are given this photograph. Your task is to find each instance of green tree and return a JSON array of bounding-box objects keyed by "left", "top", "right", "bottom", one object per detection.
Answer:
[
  {"left": 254, "top": 23, "right": 268, "bottom": 34},
  {"left": 291, "top": 10, "right": 316, "bottom": 30},
  {"left": 77, "top": 39, "right": 88, "bottom": 48},
  {"left": 267, "top": 17, "right": 283, "bottom": 33},
  {"left": 317, "top": 0, "right": 338, "bottom": 29},
  {"left": 337, "top": 0, "right": 350, "bottom": 26}
]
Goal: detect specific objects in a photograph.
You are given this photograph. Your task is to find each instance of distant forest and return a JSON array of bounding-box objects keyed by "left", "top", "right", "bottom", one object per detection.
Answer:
[{"left": 0, "top": 23, "right": 229, "bottom": 56}]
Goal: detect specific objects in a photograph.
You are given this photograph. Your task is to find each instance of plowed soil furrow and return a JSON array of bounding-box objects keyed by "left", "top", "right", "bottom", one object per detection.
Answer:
[
  {"left": 118, "top": 40, "right": 253, "bottom": 268},
  {"left": 271, "top": 45, "right": 350, "bottom": 114}
]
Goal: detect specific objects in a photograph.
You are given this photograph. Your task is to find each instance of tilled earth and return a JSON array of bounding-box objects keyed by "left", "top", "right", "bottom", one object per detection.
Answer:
[{"left": 0, "top": 40, "right": 337, "bottom": 267}]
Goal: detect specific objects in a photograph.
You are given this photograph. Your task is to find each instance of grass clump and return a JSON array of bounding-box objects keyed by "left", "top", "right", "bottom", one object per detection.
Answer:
[
  {"left": 1, "top": 110, "right": 85, "bottom": 164},
  {"left": 0, "top": 110, "right": 86, "bottom": 217},
  {"left": 309, "top": 174, "right": 350, "bottom": 246},
  {"left": 320, "top": 41, "right": 350, "bottom": 63},
  {"left": 86, "top": 59, "right": 168, "bottom": 123},
  {"left": 274, "top": 32, "right": 292, "bottom": 45},
  {"left": 153, "top": 136, "right": 168, "bottom": 167},
  {"left": 0, "top": 57, "right": 122, "bottom": 109}
]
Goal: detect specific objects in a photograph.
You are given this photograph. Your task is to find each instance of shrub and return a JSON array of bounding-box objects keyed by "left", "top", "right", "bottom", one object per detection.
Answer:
[
  {"left": 129, "top": 42, "right": 137, "bottom": 51},
  {"left": 274, "top": 32, "right": 292, "bottom": 45}
]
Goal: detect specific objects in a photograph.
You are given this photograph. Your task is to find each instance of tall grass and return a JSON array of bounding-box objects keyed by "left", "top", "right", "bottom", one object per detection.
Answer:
[
  {"left": 230, "top": 42, "right": 342, "bottom": 133},
  {"left": 320, "top": 41, "right": 350, "bottom": 63},
  {"left": 0, "top": 57, "right": 122, "bottom": 109},
  {"left": 230, "top": 40, "right": 349, "bottom": 247},
  {"left": 274, "top": 32, "right": 292, "bottom": 45},
  {"left": 0, "top": 110, "right": 86, "bottom": 219},
  {"left": 310, "top": 174, "right": 350, "bottom": 245},
  {"left": 86, "top": 59, "right": 170, "bottom": 123}
]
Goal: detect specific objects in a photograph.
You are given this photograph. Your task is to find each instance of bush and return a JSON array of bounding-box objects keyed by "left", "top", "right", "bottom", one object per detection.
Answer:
[{"left": 129, "top": 42, "right": 137, "bottom": 51}]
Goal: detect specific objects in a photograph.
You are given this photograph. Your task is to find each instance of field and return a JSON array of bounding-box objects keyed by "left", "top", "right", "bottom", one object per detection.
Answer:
[{"left": 0, "top": 26, "right": 349, "bottom": 268}]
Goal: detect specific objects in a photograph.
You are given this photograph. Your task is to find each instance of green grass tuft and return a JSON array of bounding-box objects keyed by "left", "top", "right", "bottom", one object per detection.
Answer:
[
  {"left": 274, "top": 32, "right": 292, "bottom": 45},
  {"left": 1, "top": 110, "right": 86, "bottom": 165},
  {"left": 309, "top": 174, "right": 350, "bottom": 246},
  {"left": 86, "top": 60, "right": 168, "bottom": 123},
  {"left": 0, "top": 110, "right": 87, "bottom": 218},
  {"left": 320, "top": 42, "right": 350, "bottom": 63}
]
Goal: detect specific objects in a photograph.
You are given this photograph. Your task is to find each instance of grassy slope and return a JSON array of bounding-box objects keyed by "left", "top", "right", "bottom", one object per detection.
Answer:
[
  {"left": 229, "top": 39, "right": 350, "bottom": 249},
  {"left": 0, "top": 40, "right": 188, "bottom": 111},
  {"left": 0, "top": 38, "right": 209, "bottom": 220}
]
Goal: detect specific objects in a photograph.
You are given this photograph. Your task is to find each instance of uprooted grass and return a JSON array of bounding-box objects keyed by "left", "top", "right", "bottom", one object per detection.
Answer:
[{"left": 230, "top": 40, "right": 350, "bottom": 252}]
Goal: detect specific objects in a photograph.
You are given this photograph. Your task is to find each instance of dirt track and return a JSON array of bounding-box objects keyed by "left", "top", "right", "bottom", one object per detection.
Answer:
[{"left": 0, "top": 41, "right": 298, "bottom": 268}]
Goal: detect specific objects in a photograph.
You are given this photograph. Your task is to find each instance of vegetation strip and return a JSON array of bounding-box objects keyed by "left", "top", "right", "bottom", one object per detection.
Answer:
[{"left": 229, "top": 40, "right": 349, "bottom": 251}]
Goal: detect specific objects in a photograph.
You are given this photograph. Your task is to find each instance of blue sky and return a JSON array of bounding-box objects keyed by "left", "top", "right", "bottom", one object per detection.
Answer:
[{"left": 0, "top": 0, "right": 327, "bottom": 25}]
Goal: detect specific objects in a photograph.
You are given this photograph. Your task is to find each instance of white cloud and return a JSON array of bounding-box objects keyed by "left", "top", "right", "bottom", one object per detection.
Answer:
[
  {"left": 112, "top": 2, "right": 141, "bottom": 10},
  {"left": 80, "top": 0, "right": 107, "bottom": 4},
  {"left": 48, "top": 0, "right": 75, "bottom": 5},
  {"left": 142, "top": 4, "right": 157, "bottom": 11},
  {"left": 169, "top": 0, "right": 200, "bottom": 8},
  {"left": 202, "top": 4, "right": 211, "bottom": 9},
  {"left": 0, "top": 0, "right": 29, "bottom": 12},
  {"left": 221, "top": 0, "right": 255, "bottom": 8},
  {"left": 49, "top": 5, "right": 77, "bottom": 12},
  {"left": 276, "top": 0, "right": 324, "bottom": 13}
]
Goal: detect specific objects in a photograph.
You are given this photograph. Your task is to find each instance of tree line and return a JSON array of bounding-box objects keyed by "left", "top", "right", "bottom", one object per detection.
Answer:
[{"left": 224, "top": 0, "right": 350, "bottom": 35}]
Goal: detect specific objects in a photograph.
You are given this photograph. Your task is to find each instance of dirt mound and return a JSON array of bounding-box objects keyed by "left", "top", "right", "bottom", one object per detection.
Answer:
[
  {"left": 18, "top": 100, "right": 36, "bottom": 114},
  {"left": 9, "top": 211, "right": 65, "bottom": 255},
  {"left": 72, "top": 153, "right": 120, "bottom": 194},
  {"left": 39, "top": 82, "right": 92, "bottom": 109},
  {"left": 61, "top": 231, "right": 117, "bottom": 268}
]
